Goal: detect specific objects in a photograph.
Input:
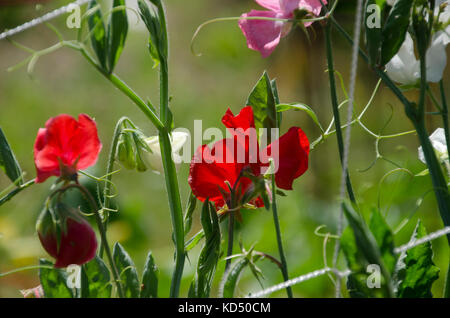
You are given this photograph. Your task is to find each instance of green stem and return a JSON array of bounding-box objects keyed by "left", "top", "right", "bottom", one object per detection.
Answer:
[
  {"left": 0, "top": 179, "right": 35, "bottom": 206},
  {"left": 156, "top": 1, "right": 186, "bottom": 297},
  {"left": 439, "top": 80, "right": 450, "bottom": 160},
  {"left": 332, "top": 17, "right": 450, "bottom": 243},
  {"left": 159, "top": 128, "right": 185, "bottom": 298},
  {"left": 413, "top": 53, "right": 450, "bottom": 243},
  {"left": 445, "top": 255, "right": 450, "bottom": 298},
  {"left": 324, "top": 19, "right": 356, "bottom": 203},
  {"left": 271, "top": 174, "right": 293, "bottom": 298},
  {"left": 99, "top": 117, "right": 130, "bottom": 257},
  {"left": 77, "top": 46, "right": 164, "bottom": 131},
  {"left": 64, "top": 184, "right": 124, "bottom": 298},
  {"left": 225, "top": 212, "right": 235, "bottom": 271},
  {"left": 77, "top": 44, "right": 185, "bottom": 297}
]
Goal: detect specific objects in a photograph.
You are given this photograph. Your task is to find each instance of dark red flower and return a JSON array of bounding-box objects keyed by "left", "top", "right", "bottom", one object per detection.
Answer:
[
  {"left": 34, "top": 114, "right": 102, "bottom": 183},
  {"left": 189, "top": 106, "right": 310, "bottom": 210},
  {"left": 36, "top": 205, "right": 97, "bottom": 268}
]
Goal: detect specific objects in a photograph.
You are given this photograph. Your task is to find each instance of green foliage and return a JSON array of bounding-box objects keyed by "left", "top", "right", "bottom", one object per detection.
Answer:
[
  {"left": 81, "top": 256, "right": 112, "bottom": 298},
  {"left": 380, "top": 0, "right": 414, "bottom": 65},
  {"left": 219, "top": 257, "right": 249, "bottom": 298},
  {"left": 341, "top": 204, "right": 395, "bottom": 297},
  {"left": 183, "top": 192, "right": 197, "bottom": 237},
  {"left": 369, "top": 209, "right": 397, "bottom": 274},
  {"left": 0, "top": 127, "right": 22, "bottom": 185},
  {"left": 245, "top": 71, "right": 277, "bottom": 139},
  {"left": 107, "top": 0, "right": 129, "bottom": 73},
  {"left": 39, "top": 259, "right": 73, "bottom": 298},
  {"left": 140, "top": 251, "right": 159, "bottom": 298},
  {"left": 188, "top": 200, "right": 221, "bottom": 298},
  {"left": 276, "top": 103, "right": 324, "bottom": 134},
  {"left": 396, "top": 220, "right": 440, "bottom": 298},
  {"left": 113, "top": 243, "right": 140, "bottom": 298},
  {"left": 364, "top": 0, "right": 386, "bottom": 65},
  {"left": 138, "top": 0, "right": 164, "bottom": 67},
  {"left": 87, "top": 1, "right": 107, "bottom": 70},
  {"left": 87, "top": 0, "right": 128, "bottom": 73}
]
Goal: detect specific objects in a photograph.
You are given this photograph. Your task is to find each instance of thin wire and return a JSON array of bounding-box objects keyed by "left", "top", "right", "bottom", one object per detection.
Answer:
[
  {"left": 0, "top": 0, "right": 91, "bottom": 41},
  {"left": 331, "top": 0, "right": 364, "bottom": 298},
  {"left": 394, "top": 226, "right": 450, "bottom": 254},
  {"left": 248, "top": 225, "right": 450, "bottom": 298}
]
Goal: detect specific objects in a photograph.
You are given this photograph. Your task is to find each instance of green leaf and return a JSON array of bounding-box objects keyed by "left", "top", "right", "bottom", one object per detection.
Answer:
[
  {"left": 381, "top": 0, "right": 414, "bottom": 65},
  {"left": 39, "top": 259, "right": 73, "bottom": 298},
  {"left": 276, "top": 103, "right": 324, "bottom": 133},
  {"left": 396, "top": 220, "right": 440, "bottom": 298},
  {"left": 341, "top": 204, "right": 395, "bottom": 297},
  {"left": 185, "top": 229, "right": 205, "bottom": 251},
  {"left": 113, "top": 243, "right": 140, "bottom": 298},
  {"left": 246, "top": 71, "right": 277, "bottom": 138},
  {"left": 368, "top": 209, "right": 397, "bottom": 274},
  {"left": 184, "top": 192, "right": 197, "bottom": 237},
  {"left": 219, "top": 257, "right": 249, "bottom": 298},
  {"left": 140, "top": 251, "right": 159, "bottom": 298},
  {"left": 364, "top": 0, "right": 386, "bottom": 65},
  {"left": 107, "top": 0, "right": 128, "bottom": 73},
  {"left": 341, "top": 227, "right": 373, "bottom": 298},
  {"left": 0, "top": 127, "right": 22, "bottom": 185},
  {"left": 81, "top": 256, "right": 112, "bottom": 298},
  {"left": 87, "top": 1, "right": 107, "bottom": 70},
  {"left": 188, "top": 200, "right": 221, "bottom": 298}
]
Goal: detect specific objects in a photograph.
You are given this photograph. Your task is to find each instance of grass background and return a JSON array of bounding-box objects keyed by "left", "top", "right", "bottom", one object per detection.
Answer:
[{"left": 0, "top": 0, "right": 449, "bottom": 297}]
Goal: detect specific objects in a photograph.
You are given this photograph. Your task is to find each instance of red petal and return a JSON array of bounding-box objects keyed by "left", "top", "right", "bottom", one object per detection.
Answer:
[
  {"left": 222, "top": 106, "right": 256, "bottom": 132},
  {"left": 33, "top": 114, "right": 102, "bottom": 183},
  {"left": 264, "top": 127, "right": 310, "bottom": 190},
  {"left": 189, "top": 140, "right": 244, "bottom": 208}
]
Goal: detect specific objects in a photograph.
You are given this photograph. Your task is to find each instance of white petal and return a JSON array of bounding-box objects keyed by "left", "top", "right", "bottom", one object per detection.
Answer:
[
  {"left": 386, "top": 33, "right": 420, "bottom": 85},
  {"left": 144, "top": 131, "right": 189, "bottom": 174},
  {"left": 426, "top": 32, "right": 448, "bottom": 83},
  {"left": 418, "top": 128, "right": 449, "bottom": 165}
]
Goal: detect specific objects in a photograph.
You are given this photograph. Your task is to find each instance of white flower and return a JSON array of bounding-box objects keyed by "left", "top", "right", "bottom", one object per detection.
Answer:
[
  {"left": 144, "top": 131, "right": 189, "bottom": 174},
  {"left": 386, "top": 0, "right": 450, "bottom": 85},
  {"left": 385, "top": 33, "right": 420, "bottom": 85},
  {"left": 418, "top": 128, "right": 449, "bottom": 165}
]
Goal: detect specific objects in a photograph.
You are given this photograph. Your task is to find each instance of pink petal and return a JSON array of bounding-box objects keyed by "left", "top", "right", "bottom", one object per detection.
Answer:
[
  {"left": 239, "top": 10, "right": 287, "bottom": 58},
  {"left": 255, "top": 0, "right": 282, "bottom": 11},
  {"left": 280, "top": 0, "right": 326, "bottom": 16}
]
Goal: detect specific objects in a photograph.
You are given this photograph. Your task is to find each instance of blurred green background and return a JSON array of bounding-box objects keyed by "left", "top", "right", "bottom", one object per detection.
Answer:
[{"left": 0, "top": 0, "right": 449, "bottom": 298}]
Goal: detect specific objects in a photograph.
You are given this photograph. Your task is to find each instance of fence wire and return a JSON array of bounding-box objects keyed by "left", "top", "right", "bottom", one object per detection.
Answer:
[
  {"left": 247, "top": 226, "right": 450, "bottom": 298},
  {"left": 0, "top": 0, "right": 89, "bottom": 41}
]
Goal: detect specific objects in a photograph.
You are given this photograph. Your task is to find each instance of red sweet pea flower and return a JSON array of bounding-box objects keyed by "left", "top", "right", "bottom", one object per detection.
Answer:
[
  {"left": 189, "top": 137, "right": 264, "bottom": 210},
  {"left": 189, "top": 106, "right": 309, "bottom": 210},
  {"left": 34, "top": 114, "right": 102, "bottom": 183}
]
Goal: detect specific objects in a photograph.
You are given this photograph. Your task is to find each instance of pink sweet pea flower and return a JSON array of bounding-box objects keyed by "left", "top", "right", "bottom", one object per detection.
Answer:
[{"left": 239, "top": 0, "right": 326, "bottom": 57}]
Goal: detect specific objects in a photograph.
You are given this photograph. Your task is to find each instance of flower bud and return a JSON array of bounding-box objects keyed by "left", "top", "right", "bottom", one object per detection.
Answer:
[
  {"left": 117, "top": 132, "right": 136, "bottom": 170},
  {"left": 36, "top": 204, "right": 97, "bottom": 268},
  {"left": 144, "top": 131, "right": 189, "bottom": 174}
]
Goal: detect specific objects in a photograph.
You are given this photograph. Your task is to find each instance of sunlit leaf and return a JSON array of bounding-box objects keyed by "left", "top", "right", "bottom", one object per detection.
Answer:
[
  {"left": 81, "top": 256, "right": 112, "bottom": 298},
  {"left": 140, "top": 251, "right": 158, "bottom": 298},
  {"left": 396, "top": 220, "right": 440, "bottom": 298},
  {"left": 381, "top": 0, "right": 413, "bottom": 65},
  {"left": 39, "top": 259, "right": 73, "bottom": 298},
  {"left": 113, "top": 243, "right": 140, "bottom": 298},
  {"left": 0, "top": 127, "right": 22, "bottom": 185}
]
